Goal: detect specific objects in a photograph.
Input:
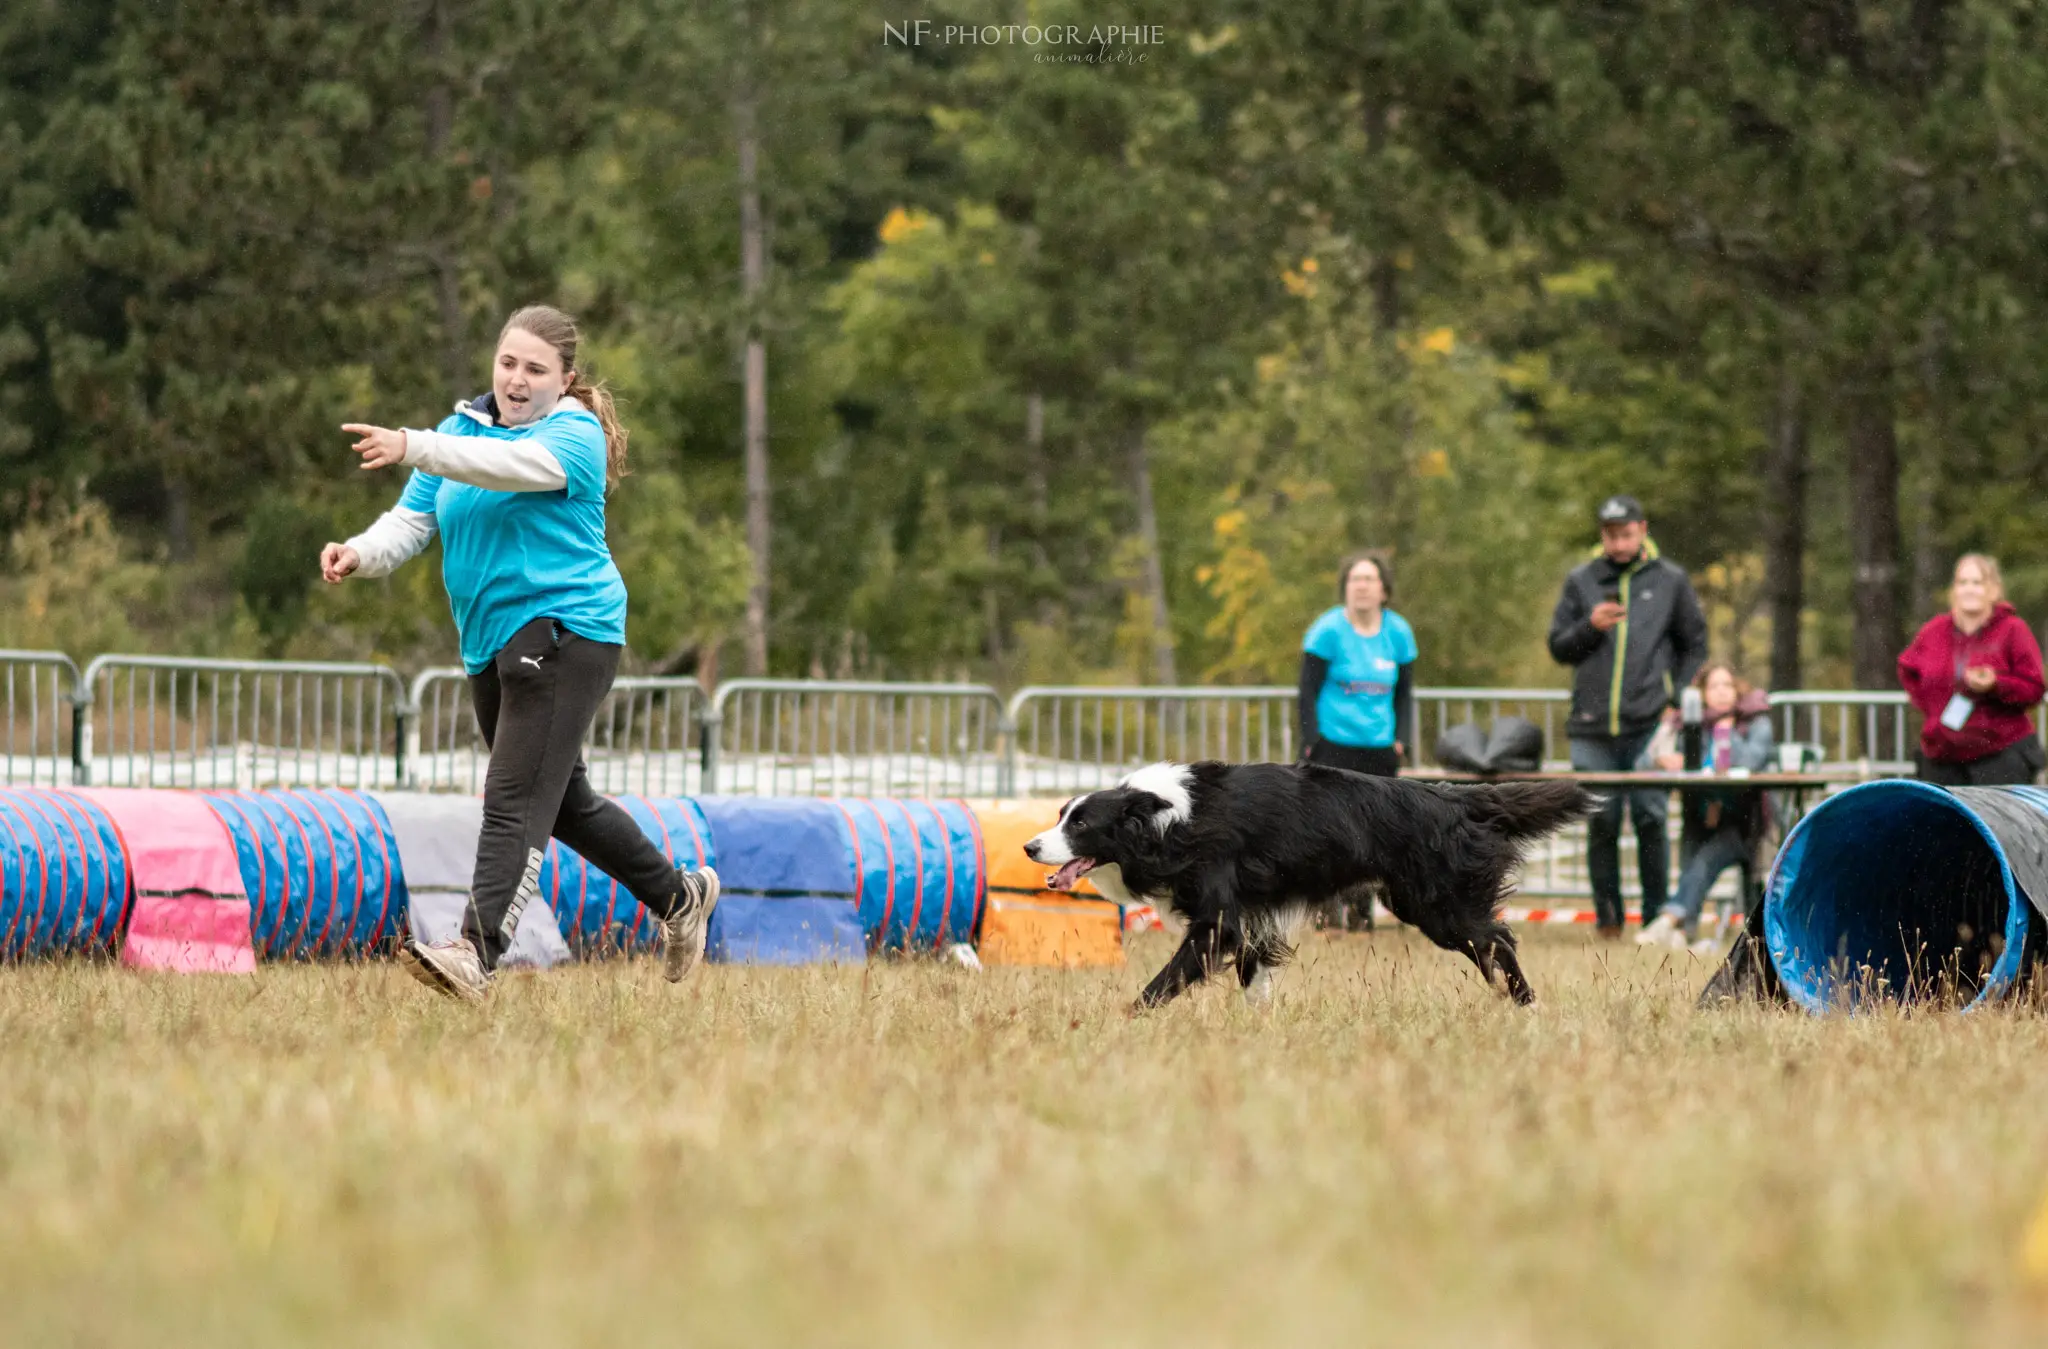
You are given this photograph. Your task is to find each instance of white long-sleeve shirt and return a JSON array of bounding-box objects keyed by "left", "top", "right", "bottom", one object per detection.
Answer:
[
  {"left": 344, "top": 504, "right": 439, "bottom": 578},
  {"left": 397, "top": 424, "right": 568, "bottom": 493},
  {"left": 342, "top": 398, "right": 579, "bottom": 576}
]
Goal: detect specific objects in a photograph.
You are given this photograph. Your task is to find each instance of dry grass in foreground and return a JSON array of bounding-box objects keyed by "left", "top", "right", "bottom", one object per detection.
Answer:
[{"left": 3, "top": 928, "right": 2048, "bottom": 1347}]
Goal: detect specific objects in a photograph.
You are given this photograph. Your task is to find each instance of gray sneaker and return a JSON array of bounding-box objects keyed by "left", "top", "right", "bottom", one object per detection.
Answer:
[
  {"left": 399, "top": 935, "right": 490, "bottom": 1003},
  {"left": 662, "top": 867, "right": 720, "bottom": 982}
]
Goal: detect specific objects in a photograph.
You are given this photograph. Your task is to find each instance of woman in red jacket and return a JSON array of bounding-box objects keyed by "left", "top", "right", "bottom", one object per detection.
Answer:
[{"left": 1897, "top": 554, "right": 2047, "bottom": 786}]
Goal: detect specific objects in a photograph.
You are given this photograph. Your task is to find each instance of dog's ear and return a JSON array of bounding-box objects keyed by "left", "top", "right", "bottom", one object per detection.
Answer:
[
  {"left": 1118, "top": 790, "right": 1186, "bottom": 842},
  {"left": 1121, "top": 789, "right": 1171, "bottom": 823},
  {"left": 1110, "top": 790, "right": 1178, "bottom": 873}
]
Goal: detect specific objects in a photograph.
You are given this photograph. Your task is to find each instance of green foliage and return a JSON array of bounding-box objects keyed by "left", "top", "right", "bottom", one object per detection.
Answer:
[
  {"left": 1155, "top": 232, "right": 1576, "bottom": 687},
  {"left": 235, "top": 492, "right": 328, "bottom": 656},
  {"left": 0, "top": 492, "right": 154, "bottom": 655},
  {"left": 608, "top": 469, "right": 754, "bottom": 671},
  {"left": 7, "top": 1, "right": 2048, "bottom": 689}
]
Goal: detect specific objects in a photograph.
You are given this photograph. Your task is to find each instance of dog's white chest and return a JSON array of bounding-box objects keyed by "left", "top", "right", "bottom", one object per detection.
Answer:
[{"left": 1085, "top": 863, "right": 1164, "bottom": 909}]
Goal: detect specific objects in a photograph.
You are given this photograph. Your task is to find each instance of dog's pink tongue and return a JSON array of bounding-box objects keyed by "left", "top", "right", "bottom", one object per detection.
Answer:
[{"left": 1046, "top": 858, "right": 1094, "bottom": 891}]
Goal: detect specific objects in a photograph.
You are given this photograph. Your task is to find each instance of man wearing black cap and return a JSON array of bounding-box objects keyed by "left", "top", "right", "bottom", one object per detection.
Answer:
[{"left": 1547, "top": 495, "right": 1709, "bottom": 937}]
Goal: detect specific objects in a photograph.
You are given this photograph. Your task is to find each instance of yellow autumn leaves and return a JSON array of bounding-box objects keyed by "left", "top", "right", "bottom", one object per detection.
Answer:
[{"left": 877, "top": 206, "right": 932, "bottom": 245}]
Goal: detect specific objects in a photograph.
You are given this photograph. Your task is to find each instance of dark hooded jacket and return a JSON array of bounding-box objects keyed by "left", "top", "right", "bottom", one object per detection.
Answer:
[{"left": 1548, "top": 540, "right": 1709, "bottom": 740}]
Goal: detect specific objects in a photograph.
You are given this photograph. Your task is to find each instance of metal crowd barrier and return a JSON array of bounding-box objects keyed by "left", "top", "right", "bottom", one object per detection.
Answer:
[
  {"left": 1768, "top": 689, "right": 1926, "bottom": 775},
  {"left": 1, "top": 655, "right": 2034, "bottom": 903},
  {"left": 1421, "top": 687, "right": 1995, "bottom": 775},
  {"left": 702, "top": 679, "right": 1007, "bottom": 797},
  {"left": 6, "top": 653, "right": 2040, "bottom": 907},
  {"left": 407, "top": 668, "right": 708, "bottom": 796},
  {"left": 991, "top": 683, "right": 1947, "bottom": 900},
  {"left": 75, "top": 655, "right": 408, "bottom": 789},
  {"left": 0, "top": 650, "right": 82, "bottom": 786},
  {"left": 1001, "top": 685, "right": 1297, "bottom": 796}
]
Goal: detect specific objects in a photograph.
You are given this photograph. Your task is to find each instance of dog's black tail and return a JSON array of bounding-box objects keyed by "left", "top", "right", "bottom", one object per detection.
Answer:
[{"left": 1455, "top": 780, "right": 1599, "bottom": 843}]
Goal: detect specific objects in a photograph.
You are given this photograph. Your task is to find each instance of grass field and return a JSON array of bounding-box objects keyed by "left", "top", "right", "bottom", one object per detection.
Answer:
[{"left": 4, "top": 929, "right": 2048, "bottom": 1347}]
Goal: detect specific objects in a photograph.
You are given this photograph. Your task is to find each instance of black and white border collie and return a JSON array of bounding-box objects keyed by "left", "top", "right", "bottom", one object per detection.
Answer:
[{"left": 1024, "top": 761, "right": 1596, "bottom": 1009}]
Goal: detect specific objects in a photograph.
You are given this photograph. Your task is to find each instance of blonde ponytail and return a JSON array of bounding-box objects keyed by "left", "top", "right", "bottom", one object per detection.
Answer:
[{"left": 500, "top": 304, "right": 629, "bottom": 494}]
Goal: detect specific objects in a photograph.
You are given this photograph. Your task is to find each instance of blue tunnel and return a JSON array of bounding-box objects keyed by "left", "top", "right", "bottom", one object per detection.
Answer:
[
  {"left": 840, "top": 798, "right": 984, "bottom": 952},
  {"left": 695, "top": 796, "right": 869, "bottom": 964},
  {"left": 0, "top": 789, "right": 129, "bottom": 958},
  {"left": 204, "top": 789, "right": 409, "bottom": 960},
  {"left": 540, "top": 795, "right": 717, "bottom": 955},
  {"left": 1763, "top": 780, "right": 2048, "bottom": 1012}
]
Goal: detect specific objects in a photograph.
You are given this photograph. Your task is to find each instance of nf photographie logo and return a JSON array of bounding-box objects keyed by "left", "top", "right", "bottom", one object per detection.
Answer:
[{"left": 883, "top": 20, "right": 1165, "bottom": 64}]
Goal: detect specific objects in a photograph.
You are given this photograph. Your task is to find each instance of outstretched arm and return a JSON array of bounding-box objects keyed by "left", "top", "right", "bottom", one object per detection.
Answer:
[
  {"left": 329, "top": 505, "right": 439, "bottom": 580},
  {"left": 400, "top": 427, "right": 566, "bottom": 492},
  {"left": 342, "top": 422, "right": 567, "bottom": 493},
  {"left": 322, "top": 460, "right": 442, "bottom": 584}
]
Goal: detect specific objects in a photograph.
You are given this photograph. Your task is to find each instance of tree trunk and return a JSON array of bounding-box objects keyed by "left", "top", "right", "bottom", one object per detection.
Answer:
[
  {"left": 164, "top": 468, "right": 192, "bottom": 563},
  {"left": 433, "top": 248, "right": 465, "bottom": 400},
  {"left": 1024, "top": 392, "right": 1058, "bottom": 625},
  {"left": 423, "top": 0, "right": 466, "bottom": 399},
  {"left": 741, "top": 334, "right": 769, "bottom": 674},
  {"left": 1128, "top": 427, "right": 1177, "bottom": 685},
  {"left": 1909, "top": 334, "right": 1946, "bottom": 620},
  {"left": 982, "top": 525, "right": 1003, "bottom": 667},
  {"left": 1360, "top": 100, "right": 1415, "bottom": 551},
  {"left": 1371, "top": 257, "right": 1399, "bottom": 339},
  {"left": 736, "top": 72, "right": 770, "bottom": 676},
  {"left": 1024, "top": 392, "right": 1049, "bottom": 566},
  {"left": 1363, "top": 98, "right": 1399, "bottom": 340},
  {"left": 1845, "top": 364, "right": 1902, "bottom": 690},
  {"left": 1762, "top": 369, "right": 1807, "bottom": 690},
  {"left": 1909, "top": 457, "right": 1942, "bottom": 624}
]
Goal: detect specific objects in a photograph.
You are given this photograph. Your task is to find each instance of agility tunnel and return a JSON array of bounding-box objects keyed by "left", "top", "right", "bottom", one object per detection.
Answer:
[
  {"left": 0, "top": 789, "right": 129, "bottom": 958},
  {"left": 695, "top": 797, "right": 867, "bottom": 963},
  {"left": 1758, "top": 780, "right": 2048, "bottom": 1012},
  {"left": 963, "top": 799, "right": 1124, "bottom": 967},
  {"left": 205, "top": 790, "right": 407, "bottom": 960},
  {"left": 839, "top": 798, "right": 984, "bottom": 952},
  {"left": 537, "top": 795, "right": 716, "bottom": 955},
  {"left": 0, "top": 787, "right": 1131, "bottom": 971}
]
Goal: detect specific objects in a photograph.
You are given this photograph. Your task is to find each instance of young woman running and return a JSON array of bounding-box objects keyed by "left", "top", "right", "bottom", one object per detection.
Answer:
[{"left": 321, "top": 304, "right": 719, "bottom": 1001}]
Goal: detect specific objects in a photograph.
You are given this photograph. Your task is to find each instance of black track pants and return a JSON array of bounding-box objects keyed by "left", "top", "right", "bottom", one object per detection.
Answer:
[{"left": 461, "top": 617, "right": 682, "bottom": 969}]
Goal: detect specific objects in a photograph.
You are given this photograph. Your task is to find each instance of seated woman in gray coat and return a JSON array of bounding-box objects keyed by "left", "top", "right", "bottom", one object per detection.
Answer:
[{"left": 1636, "top": 663, "right": 1775, "bottom": 951}]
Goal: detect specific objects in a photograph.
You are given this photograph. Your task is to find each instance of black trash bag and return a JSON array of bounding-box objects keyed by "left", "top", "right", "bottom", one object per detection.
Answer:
[
  {"left": 1482, "top": 716, "right": 1544, "bottom": 773},
  {"left": 1433, "top": 722, "right": 1491, "bottom": 774}
]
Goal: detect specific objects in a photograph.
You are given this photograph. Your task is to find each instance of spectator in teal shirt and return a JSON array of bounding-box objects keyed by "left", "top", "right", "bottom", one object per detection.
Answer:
[{"left": 1298, "top": 552, "right": 1418, "bottom": 778}]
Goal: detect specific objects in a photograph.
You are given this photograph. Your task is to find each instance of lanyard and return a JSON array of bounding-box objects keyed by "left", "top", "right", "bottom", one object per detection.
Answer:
[{"left": 1954, "top": 625, "right": 1984, "bottom": 689}]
